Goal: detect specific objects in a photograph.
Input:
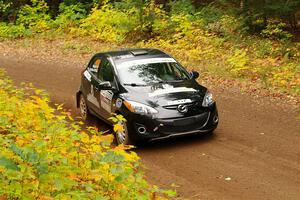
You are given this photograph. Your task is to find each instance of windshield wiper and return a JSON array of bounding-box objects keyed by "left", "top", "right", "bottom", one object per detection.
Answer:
[
  {"left": 152, "top": 78, "right": 188, "bottom": 84},
  {"left": 124, "top": 83, "right": 147, "bottom": 87}
]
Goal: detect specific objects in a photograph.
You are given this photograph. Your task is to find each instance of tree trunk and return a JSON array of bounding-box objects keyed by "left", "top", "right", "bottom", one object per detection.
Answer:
[{"left": 289, "top": 13, "right": 297, "bottom": 32}]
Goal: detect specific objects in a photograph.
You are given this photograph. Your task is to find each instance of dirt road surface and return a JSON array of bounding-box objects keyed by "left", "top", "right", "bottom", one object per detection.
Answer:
[{"left": 1, "top": 55, "right": 300, "bottom": 200}]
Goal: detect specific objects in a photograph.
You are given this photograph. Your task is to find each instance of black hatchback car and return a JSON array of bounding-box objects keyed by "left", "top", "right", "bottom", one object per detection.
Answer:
[{"left": 76, "top": 49, "right": 219, "bottom": 145}]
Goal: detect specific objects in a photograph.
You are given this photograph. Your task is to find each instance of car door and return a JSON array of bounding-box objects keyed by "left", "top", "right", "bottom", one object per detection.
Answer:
[
  {"left": 96, "top": 56, "right": 115, "bottom": 120},
  {"left": 84, "top": 56, "right": 102, "bottom": 114}
]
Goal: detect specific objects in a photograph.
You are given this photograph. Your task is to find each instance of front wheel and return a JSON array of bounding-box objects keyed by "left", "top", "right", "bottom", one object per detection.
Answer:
[{"left": 115, "top": 122, "right": 134, "bottom": 145}]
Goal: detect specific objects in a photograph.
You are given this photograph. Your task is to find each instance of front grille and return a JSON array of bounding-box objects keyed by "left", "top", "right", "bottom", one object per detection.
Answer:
[
  {"left": 163, "top": 101, "right": 200, "bottom": 109},
  {"left": 163, "top": 101, "right": 205, "bottom": 116},
  {"left": 157, "top": 112, "right": 210, "bottom": 134}
]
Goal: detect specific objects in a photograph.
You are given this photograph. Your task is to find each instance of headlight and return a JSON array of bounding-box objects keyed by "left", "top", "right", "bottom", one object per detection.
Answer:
[
  {"left": 202, "top": 91, "right": 214, "bottom": 107},
  {"left": 124, "top": 100, "right": 158, "bottom": 115}
]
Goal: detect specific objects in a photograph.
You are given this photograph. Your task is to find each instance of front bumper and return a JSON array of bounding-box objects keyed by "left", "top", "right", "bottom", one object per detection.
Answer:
[{"left": 124, "top": 103, "right": 219, "bottom": 142}]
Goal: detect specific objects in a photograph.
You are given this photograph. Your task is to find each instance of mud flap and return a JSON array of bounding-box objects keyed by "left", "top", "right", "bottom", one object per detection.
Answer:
[{"left": 76, "top": 91, "right": 81, "bottom": 108}]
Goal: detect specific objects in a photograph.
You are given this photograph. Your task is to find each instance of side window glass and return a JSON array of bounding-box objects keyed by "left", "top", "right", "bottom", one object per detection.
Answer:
[
  {"left": 98, "top": 58, "right": 114, "bottom": 82},
  {"left": 165, "top": 63, "right": 173, "bottom": 75},
  {"left": 89, "top": 58, "right": 101, "bottom": 75},
  {"left": 170, "top": 63, "right": 182, "bottom": 78}
]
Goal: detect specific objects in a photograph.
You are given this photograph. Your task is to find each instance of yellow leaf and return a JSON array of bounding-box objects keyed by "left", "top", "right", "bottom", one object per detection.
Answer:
[
  {"left": 81, "top": 132, "right": 90, "bottom": 143},
  {"left": 113, "top": 124, "right": 123, "bottom": 133}
]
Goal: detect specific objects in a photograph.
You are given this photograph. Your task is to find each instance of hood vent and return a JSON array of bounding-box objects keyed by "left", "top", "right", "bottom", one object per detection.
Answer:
[{"left": 130, "top": 50, "right": 148, "bottom": 56}]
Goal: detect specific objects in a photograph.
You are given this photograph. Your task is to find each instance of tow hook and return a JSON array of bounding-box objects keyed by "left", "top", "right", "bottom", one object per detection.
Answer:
[{"left": 153, "top": 123, "right": 164, "bottom": 132}]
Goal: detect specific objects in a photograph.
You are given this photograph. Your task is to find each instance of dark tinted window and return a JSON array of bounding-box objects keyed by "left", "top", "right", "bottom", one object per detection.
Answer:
[
  {"left": 116, "top": 58, "right": 190, "bottom": 85},
  {"left": 98, "top": 58, "right": 114, "bottom": 82}
]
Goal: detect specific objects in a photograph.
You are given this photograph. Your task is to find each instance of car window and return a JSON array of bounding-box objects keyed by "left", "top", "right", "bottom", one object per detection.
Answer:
[
  {"left": 168, "top": 63, "right": 185, "bottom": 78},
  {"left": 116, "top": 58, "right": 190, "bottom": 85},
  {"left": 89, "top": 58, "right": 101, "bottom": 75},
  {"left": 98, "top": 58, "right": 114, "bottom": 82}
]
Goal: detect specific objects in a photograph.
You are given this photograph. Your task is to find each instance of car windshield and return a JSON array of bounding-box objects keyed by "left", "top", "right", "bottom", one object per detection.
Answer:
[{"left": 116, "top": 58, "right": 190, "bottom": 85}]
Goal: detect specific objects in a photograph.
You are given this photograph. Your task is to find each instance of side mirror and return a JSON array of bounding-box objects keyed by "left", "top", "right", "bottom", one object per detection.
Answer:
[
  {"left": 190, "top": 71, "right": 199, "bottom": 79},
  {"left": 97, "top": 81, "right": 115, "bottom": 90}
]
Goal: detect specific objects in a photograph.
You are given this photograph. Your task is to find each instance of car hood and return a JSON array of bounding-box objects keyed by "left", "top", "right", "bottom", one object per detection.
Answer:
[{"left": 121, "top": 80, "right": 207, "bottom": 118}]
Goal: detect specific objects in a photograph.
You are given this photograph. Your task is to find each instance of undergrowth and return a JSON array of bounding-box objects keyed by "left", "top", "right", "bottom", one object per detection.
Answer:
[{"left": 0, "top": 69, "right": 175, "bottom": 199}]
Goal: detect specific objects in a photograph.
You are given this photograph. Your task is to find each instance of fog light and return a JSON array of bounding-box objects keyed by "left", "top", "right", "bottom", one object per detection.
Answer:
[{"left": 136, "top": 125, "right": 147, "bottom": 134}]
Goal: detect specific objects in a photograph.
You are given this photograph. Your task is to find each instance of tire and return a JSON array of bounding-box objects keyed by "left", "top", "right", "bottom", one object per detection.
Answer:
[
  {"left": 79, "top": 94, "right": 91, "bottom": 121},
  {"left": 115, "top": 121, "right": 134, "bottom": 145}
]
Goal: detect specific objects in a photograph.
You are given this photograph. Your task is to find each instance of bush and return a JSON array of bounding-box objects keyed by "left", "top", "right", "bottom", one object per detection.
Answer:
[
  {"left": 0, "top": 23, "right": 27, "bottom": 39},
  {"left": 16, "top": 0, "right": 52, "bottom": 33},
  {"left": 0, "top": 70, "right": 175, "bottom": 199},
  {"left": 0, "top": 0, "right": 11, "bottom": 14},
  {"left": 54, "top": 3, "right": 87, "bottom": 33},
  {"left": 261, "top": 21, "right": 293, "bottom": 41},
  {"left": 227, "top": 49, "right": 250, "bottom": 77},
  {"left": 195, "top": 5, "right": 222, "bottom": 26},
  {"left": 77, "top": 5, "right": 139, "bottom": 42},
  {"left": 252, "top": 39, "right": 273, "bottom": 58},
  {"left": 168, "top": 0, "right": 195, "bottom": 16}
]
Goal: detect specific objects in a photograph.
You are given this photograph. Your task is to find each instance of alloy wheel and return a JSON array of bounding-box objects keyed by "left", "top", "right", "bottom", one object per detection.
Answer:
[{"left": 116, "top": 122, "right": 128, "bottom": 145}]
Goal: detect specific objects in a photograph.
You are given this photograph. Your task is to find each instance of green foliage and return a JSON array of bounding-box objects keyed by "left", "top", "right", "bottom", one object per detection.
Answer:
[
  {"left": 112, "top": 0, "right": 168, "bottom": 39},
  {"left": 139, "top": 13, "right": 300, "bottom": 95},
  {"left": 0, "top": 0, "right": 11, "bottom": 13},
  {"left": 227, "top": 49, "right": 250, "bottom": 77},
  {"left": 54, "top": 3, "right": 87, "bottom": 33},
  {"left": 168, "top": 0, "right": 195, "bottom": 16},
  {"left": 261, "top": 21, "right": 293, "bottom": 41},
  {"left": 205, "top": 14, "right": 244, "bottom": 37},
  {"left": 252, "top": 39, "right": 273, "bottom": 58},
  {"left": 218, "top": 0, "right": 300, "bottom": 38},
  {"left": 16, "top": 0, "right": 52, "bottom": 33},
  {"left": 0, "top": 23, "right": 26, "bottom": 39},
  {"left": 195, "top": 5, "right": 223, "bottom": 25},
  {"left": 139, "top": 0, "right": 166, "bottom": 35},
  {"left": 0, "top": 70, "right": 174, "bottom": 199},
  {"left": 77, "top": 5, "right": 139, "bottom": 42}
]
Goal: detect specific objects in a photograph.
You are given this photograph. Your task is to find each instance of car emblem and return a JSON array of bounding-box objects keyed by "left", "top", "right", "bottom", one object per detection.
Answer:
[{"left": 177, "top": 104, "right": 188, "bottom": 113}]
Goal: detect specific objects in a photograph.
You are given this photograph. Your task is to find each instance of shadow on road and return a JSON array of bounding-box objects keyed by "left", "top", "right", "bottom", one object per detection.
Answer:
[{"left": 136, "top": 131, "right": 217, "bottom": 151}]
